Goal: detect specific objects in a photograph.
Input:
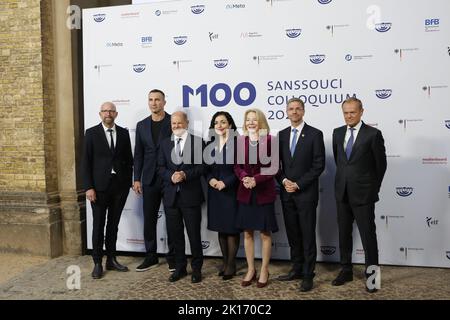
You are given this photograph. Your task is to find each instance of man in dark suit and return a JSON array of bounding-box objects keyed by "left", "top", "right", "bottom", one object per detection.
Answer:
[
  {"left": 276, "top": 98, "right": 325, "bottom": 292},
  {"left": 331, "top": 97, "right": 387, "bottom": 293},
  {"left": 82, "top": 102, "right": 133, "bottom": 279},
  {"left": 158, "top": 111, "right": 205, "bottom": 283},
  {"left": 133, "top": 89, "right": 174, "bottom": 272}
]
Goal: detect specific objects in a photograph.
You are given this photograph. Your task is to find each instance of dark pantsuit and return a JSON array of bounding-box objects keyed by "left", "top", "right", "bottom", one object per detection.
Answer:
[
  {"left": 282, "top": 199, "right": 317, "bottom": 278},
  {"left": 91, "top": 174, "right": 130, "bottom": 263}
]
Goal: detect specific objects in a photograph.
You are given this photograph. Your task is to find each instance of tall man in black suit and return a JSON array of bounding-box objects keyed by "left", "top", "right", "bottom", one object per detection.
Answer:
[
  {"left": 133, "top": 89, "right": 174, "bottom": 272},
  {"left": 158, "top": 111, "right": 205, "bottom": 283},
  {"left": 82, "top": 102, "right": 133, "bottom": 279},
  {"left": 331, "top": 97, "right": 387, "bottom": 293},
  {"left": 276, "top": 98, "right": 325, "bottom": 292}
]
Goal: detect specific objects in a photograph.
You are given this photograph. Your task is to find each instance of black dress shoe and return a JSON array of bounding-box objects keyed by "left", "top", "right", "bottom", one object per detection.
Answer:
[
  {"left": 106, "top": 257, "right": 129, "bottom": 272},
  {"left": 169, "top": 270, "right": 187, "bottom": 282},
  {"left": 300, "top": 278, "right": 313, "bottom": 292},
  {"left": 218, "top": 270, "right": 224, "bottom": 277},
  {"left": 277, "top": 270, "right": 303, "bottom": 281},
  {"left": 91, "top": 263, "right": 103, "bottom": 279},
  {"left": 332, "top": 270, "right": 353, "bottom": 286},
  {"left": 191, "top": 271, "right": 202, "bottom": 283}
]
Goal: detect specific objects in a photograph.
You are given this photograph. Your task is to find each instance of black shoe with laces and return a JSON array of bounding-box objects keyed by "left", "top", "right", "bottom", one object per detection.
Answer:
[{"left": 135, "top": 257, "right": 159, "bottom": 272}]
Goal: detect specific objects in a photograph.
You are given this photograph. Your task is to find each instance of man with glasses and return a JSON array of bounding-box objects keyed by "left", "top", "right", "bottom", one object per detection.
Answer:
[{"left": 82, "top": 102, "right": 133, "bottom": 279}]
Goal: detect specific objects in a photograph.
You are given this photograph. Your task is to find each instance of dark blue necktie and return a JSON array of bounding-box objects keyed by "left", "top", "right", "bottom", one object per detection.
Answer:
[
  {"left": 345, "top": 127, "right": 355, "bottom": 160},
  {"left": 290, "top": 128, "right": 298, "bottom": 157},
  {"left": 107, "top": 129, "right": 115, "bottom": 153}
]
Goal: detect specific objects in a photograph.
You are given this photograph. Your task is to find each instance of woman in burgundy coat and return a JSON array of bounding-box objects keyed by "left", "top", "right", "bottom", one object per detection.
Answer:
[{"left": 234, "top": 108, "right": 278, "bottom": 288}]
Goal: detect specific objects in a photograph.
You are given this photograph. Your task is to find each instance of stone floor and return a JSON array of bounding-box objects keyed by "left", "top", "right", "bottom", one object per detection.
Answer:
[{"left": 0, "top": 254, "right": 449, "bottom": 300}]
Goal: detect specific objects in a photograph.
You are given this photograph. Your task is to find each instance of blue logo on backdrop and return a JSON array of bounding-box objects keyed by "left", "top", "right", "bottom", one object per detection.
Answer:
[
  {"left": 141, "top": 36, "right": 152, "bottom": 45},
  {"left": 286, "top": 29, "right": 302, "bottom": 38},
  {"left": 445, "top": 120, "right": 450, "bottom": 129},
  {"left": 174, "top": 36, "right": 188, "bottom": 45},
  {"left": 93, "top": 14, "right": 106, "bottom": 22},
  {"left": 318, "top": 0, "right": 332, "bottom": 4},
  {"left": 375, "top": 89, "right": 392, "bottom": 99},
  {"left": 133, "top": 64, "right": 146, "bottom": 73},
  {"left": 345, "top": 54, "right": 353, "bottom": 61},
  {"left": 425, "top": 19, "right": 439, "bottom": 26},
  {"left": 201, "top": 241, "right": 210, "bottom": 250},
  {"left": 396, "top": 187, "right": 413, "bottom": 197},
  {"left": 214, "top": 59, "right": 229, "bottom": 68},
  {"left": 191, "top": 5, "right": 205, "bottom": 14},
  {"left": 375, "top": 22, "right": 392, "bottom": 32},
  {"left": 310, "top": 54, "right": 325, "bottom": 64},
  {"left": 155, "top": 10, "right": 161, "bottom": 16}
]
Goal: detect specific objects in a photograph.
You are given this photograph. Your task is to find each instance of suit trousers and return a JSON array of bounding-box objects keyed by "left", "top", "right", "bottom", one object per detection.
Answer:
[
  {"left": 142, "top": 181, "right": 175, "bottom": 265},
  {"left": 165, "top": 203, "right": 203, "bottom": 272},
  {"left": 336, "top": 198, "right": 379, "bottom": 272},
  {"left": 91, "top": 174, "right": 130, "bottom": 263},
  {"left": 281, "top": 197, "right": 317, "bottom": 278}
]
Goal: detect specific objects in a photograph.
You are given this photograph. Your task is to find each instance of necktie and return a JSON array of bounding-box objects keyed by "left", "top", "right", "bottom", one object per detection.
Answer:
[
  {"left": 345, "top": 127, "right": 355, "bottom": 160},
  {"left": 176, "top": 137, "right": 182, "bottom": 158},
  {"left": 107, "top": 129, "right": 115, "bottom": 153},
  {"left": 290, "top": 128, "right": 298, "bottom": 157}
]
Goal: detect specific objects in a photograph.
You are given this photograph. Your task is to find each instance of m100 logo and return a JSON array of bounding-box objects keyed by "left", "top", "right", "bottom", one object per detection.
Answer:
[{"left": 182, "top": 82, "right": 256, "bottom": 107}]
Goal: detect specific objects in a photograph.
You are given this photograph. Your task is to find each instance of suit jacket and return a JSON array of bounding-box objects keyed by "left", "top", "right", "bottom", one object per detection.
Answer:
[
  {"left": 332, "top": 121, "right": 387, "bottom": 206},
  {"left": 82, "top": 123, "right": 133, "bottom": 192},
  {"left": 234, "top": 135, "right": 277, "bottom": 205},
  {"left": 133, "top": 112, "right": 172, "bottom": 185},
  {"left": 277, "top": 123, "right": 325, "bottom": 203},
  {"left": 205, "top": 138, "right": 238, "bottom": 192},
  {"left": 158, "top": 133, "right": 205, "bottom": 207}
]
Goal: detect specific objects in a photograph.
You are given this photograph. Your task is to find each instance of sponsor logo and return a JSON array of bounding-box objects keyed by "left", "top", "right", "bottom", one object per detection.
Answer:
[
  {"left": 375, "top": 22, "right": 392, "bottom": 32},
  {"left": 226, "top": 4, "right": 245, "bottom": 9},
  {"left": 396, "top": 187, "right": 413, "bottom": 197},
  {"left": 140, "top": 36, "right": 152, "bottom": 48},
  {"left": 286, "top": 28, "right": 302, "bottom": 38},
  {"left": 133, "top": 64, "right": 146, "bottom": 73},
  {"left": 155, "top": 9, "right": 177, "bottom": 16},
  {"left": 191, "top": 5, "right": 205, "bottom": 14},
  {"left": 446, "top": 251, "right": 450, "bottom": 259},
  {"left": 174, "top": 36, "right": 188, "bottom": 45},
  {"left": 121, "top": 12, "right": 139, "bottom": 19},
  {"left": 273, "top": 242, "right": 290, "bottom": 249},
  {"left": 422, "top": 85, "right": 449, "bottom": 98},
  {"left": 345, "top": 54, "right": 373, "bottom": 62},
  {"left": 126, "top": 238, "right": 144, "bottom": 245},
  {"left": 93, "top": 14, "right": 106, "bottom": 22},
  {"left": 356, "top": 248, "right": 365, "bottom": 256},
  {"left": 111, "top": 99, "right": 130, "bottom": 106},
  {"left": 375, "top": 89, "right": 392, "bottom": 99},
  {"left": 320, "top": 246, "right": 336, "bottom": 255},
  {"left": 173, "top": 60, "right": 193, "bottom": 72},
  {"left": 380, "top": 214, "right": 405, "bottom": 228},
  {"left": 318, "top": 0, "right": 332, "bottom": 4},
  {"left": 201, "top": 241, "right": 210, "bottom": 249},
  {"left": 394, "top": 48, "right": 419, "bottom": 61},
  {"left": 400, "top": 247, "right": 424, "bottom": 260},
  {"left": 241, "top": 31, "right": 263, "bottom": 38},
  {"left": 309, "top": 54, "right": 325, "bottom": 64},
  {"left": 425, "top": 18, "right": 440, "bottom": 32},
  {"left": 214, "top": 59, "right": 229, "bottom": 68},
  {"left": 345, "top": 54, "right": 352, "bottom": 61},
  {"left": 426, "top": 217, "right": 438, "bottom": 227},
  {"left": 106, "top": 42, "right": 123, "bottom": 47},
  {"left": 398, "top": 119, "right": 423, "bottom": 131},
  {"left": 445, "top": 120, "right": 450, "bottom": 129},
  {"left": 209, "top": 32, "right": 219, "bottom": 41},
  {"left": 155, "top": 10, "right": 161, "bottom": 16},
  {"left": 326, "top": 24, "right": 350, "bottom": 36},
  {"left": 93, "top": 64, "right": 112, "bottom": 76},
  {"left": 422, "top": 157, "right": 447, "bottom": 165},
  {"left": 448, "top": 46, "right": 450, "bottom": 56},
  {"left": 253, "top": 55, "right": 284, "bottom": 65}
]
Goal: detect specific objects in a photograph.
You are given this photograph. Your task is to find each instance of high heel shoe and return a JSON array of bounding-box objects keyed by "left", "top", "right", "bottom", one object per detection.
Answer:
[
  {"left": 256, "top": 272, "right": 270, "bottom": 288},
  {"left": 241, "top": 270, "right": 257, "bottom": 287}
]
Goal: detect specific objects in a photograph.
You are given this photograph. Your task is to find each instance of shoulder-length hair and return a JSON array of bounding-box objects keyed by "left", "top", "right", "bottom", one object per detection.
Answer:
[{"left": 242, "top": 108, "right": 270, "bottom": 136}]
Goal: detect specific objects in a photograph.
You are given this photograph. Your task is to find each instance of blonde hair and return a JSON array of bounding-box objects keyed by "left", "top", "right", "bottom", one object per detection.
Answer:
[{"left": 242, "top": 108, "right": 270, "bottom": 136}]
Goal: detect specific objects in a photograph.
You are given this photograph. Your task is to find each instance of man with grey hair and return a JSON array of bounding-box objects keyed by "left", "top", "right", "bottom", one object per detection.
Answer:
[{"left": 81, "top": 102, "right": 133, "bottom": 279}]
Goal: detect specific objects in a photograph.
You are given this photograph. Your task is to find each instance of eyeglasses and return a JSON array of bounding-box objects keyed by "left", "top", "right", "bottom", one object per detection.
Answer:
[{"left": 100, "top": 110, "right": 116, "bottom": 114}]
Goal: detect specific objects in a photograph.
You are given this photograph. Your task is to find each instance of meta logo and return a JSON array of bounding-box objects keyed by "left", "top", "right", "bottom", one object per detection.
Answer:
[
  {"left": 201, "top": 241, "right": 210, "bottom": 250},
  {"left": 106, "top": 42, "right": 123, "bottom": 47},
  {"left": 445, "top": 120, "right": 450, "bottom": 129},
  {"left": 375, "top": 89, "right": 392, "bottom": 99},
  {"left": 375, "top": 22, "right": 392, "bottom": 32},
  {"left": 174, "top": 36, "right": 187, "bottom": 45},
  {"left": 396, "top": 187, "right": 413, "bottom": 197},
  {"left": 133, "top": 64, "right": 146, "bottom": 73},
  {"left": 286, "top": 28, "right": 302, "bottom": 38},
  {"left": 226, "top": 4, "right": 245, "bottom": 9},
  {"left": 345, "top": 54, "right": 353, "bottom": 61},
  {"left": 155, "top": 10, "right": 161, "bottom": 16},
  {"left": 320, "top": 246, "right": 336, "bottom": 255},
  {"left": 191, "top": 5, "right": 205, "bottom": 14},
  {"left": 182, "top": 82, "right": 256, "bottom": 107},
  {"left": 93, "top": 14, "right": 106, "bottom": 22},
  {"left": 214, "top": 59, "right": 229, "bottom": 69},
  {"left": 426, "top": 217, "right": 438, "bottom": 228},
  {"left": 309, "top": 54, "right": 325, "bottom": 64},
  {"left": 318, "top": 0, "right": 332, "bottom": 4}
]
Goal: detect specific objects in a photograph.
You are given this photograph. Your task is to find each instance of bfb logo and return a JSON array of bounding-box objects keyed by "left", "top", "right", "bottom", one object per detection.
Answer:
[
  {"left": 375, "top": 22, "right": 392, "bottom": 32},
  {"left": 286, "top": 29, "right": 302, "bottom": 38},
  {"left": 396, "top": 187, "right": 413, "bottom": 197},
  {"left": 201, "top": 241, "right": 210, "bottom": 249},
  {"left": 309, "top": 54, "right": 326, "bottom": 64},
  {"left": 141, "top": 36, "right": 152, "bottom": 44},
  {"left": 375, "top": 89, "right": 392, "bottom": 99},
  {"left": 425, "top": 19, "right": 439, "bottom": 26},
  {"left": 133, "top": 64, "right": 146, "bottom": 73}
]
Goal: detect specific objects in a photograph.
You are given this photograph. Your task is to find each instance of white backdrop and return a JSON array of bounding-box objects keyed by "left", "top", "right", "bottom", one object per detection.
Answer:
[{"left": 83, "top": 0, "right": 450, "bottom": 267}]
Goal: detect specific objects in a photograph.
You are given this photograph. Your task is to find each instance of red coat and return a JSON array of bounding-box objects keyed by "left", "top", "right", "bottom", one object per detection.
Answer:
[{"left": 234, "top": 135, "right": 277, "bottom": 205}]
